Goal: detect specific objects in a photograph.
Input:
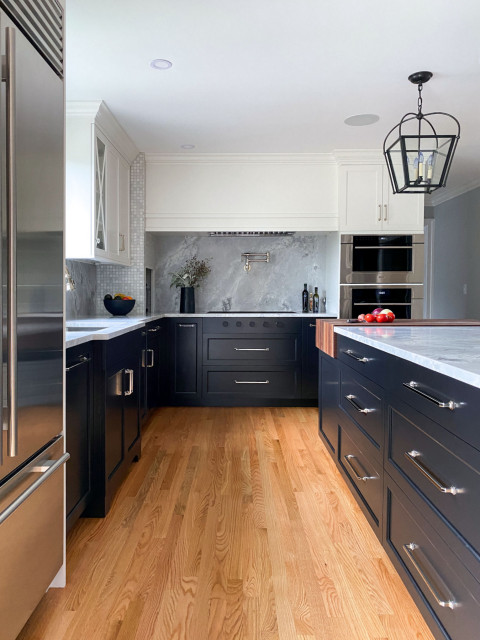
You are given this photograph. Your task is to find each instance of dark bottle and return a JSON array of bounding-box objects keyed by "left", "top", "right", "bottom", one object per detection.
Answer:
[
  {"left": 302, "top": 283, "right": 308, "bottom": 313},
  {"left": 313, "top": 287, "right": 320, "bottom": 313}
]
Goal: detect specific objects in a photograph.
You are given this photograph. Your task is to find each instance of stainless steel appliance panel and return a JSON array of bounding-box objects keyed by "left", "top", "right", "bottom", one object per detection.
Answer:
[
  {"left": 340, "top": 234, "right": 424, "bottom": 284},
  {"left": 339, "top": 285, "right": 424, "bottom": 319},
  {"left": 0, "top": 437, "right": 66, "bottom": 640},
  {"left": 1, "top": 10, "right": 64, "bottom": 479}
]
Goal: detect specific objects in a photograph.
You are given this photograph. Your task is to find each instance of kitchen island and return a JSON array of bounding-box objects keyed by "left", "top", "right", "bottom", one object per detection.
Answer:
[{"left": 317, "top": 323, "right": 480, "bottom": 640}]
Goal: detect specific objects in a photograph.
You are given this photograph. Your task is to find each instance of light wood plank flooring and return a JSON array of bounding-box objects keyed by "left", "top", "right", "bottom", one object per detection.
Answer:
[{"left": 18, "top": 407, "right": 434, "bottom": 640}]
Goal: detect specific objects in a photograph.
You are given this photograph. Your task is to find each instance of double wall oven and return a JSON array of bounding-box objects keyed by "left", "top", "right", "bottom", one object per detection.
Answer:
[{"left": 340, "top": 234, "right": 424, "bottom": 319}]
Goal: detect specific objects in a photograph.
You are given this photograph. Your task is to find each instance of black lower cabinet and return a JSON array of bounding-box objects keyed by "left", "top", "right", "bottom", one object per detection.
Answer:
[
  {"left": 140, "top": 320, "right": 165, "bottom": 425},
  {"left": 66, "top": 343, "right": 94, "bottom": 532},
  {"left": 168, "top": 318, "right": 202, "bottom": 405},
  {"left": 87, "top": 330, "right": 142, "bottom": 517},
  {"left": 302, "top": 318, "right": 326, "bottom": 399}
]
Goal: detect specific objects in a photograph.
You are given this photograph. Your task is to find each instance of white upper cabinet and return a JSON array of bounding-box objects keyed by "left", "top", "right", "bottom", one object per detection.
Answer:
[
  {"left": 337, "top": 153, "right": 424, "bottom": 233},
  {"left": 66, "top": 101, "right": 138, "bottom": 264}
]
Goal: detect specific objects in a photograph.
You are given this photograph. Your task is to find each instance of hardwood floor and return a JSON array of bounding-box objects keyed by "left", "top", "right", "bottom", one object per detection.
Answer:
[{"left": 18, "top": 407, "right": 434, "bottom": 640}]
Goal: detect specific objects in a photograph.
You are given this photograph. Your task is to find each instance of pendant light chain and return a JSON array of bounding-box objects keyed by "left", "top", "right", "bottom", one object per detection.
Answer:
[{"left": 417, "top": 83, "right": 423, "bottom": 116}]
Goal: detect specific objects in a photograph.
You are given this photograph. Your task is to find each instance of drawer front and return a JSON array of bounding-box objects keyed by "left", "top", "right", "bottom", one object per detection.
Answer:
[
  {"left": 387, "top": 357, "right": 480, "bottom": 451},
  {"left": 340, "top": 365, "right": 383, "bottom": 450},
  {"left": 203, "top": 317, "right": 300, "bottom": 334},
  {"left": 339, "top": 417, "right": 383, "bottom": 527},
  {"left": 204, "top": 368, "right": 298, "bottom": 398},
  {"left": 337, "top": 335, "right": 389, "bottom": 385},
  {"left": 385, "top": 477, "right": 480, "bottom": 640},
  {"left": 387, "top": 401, "right": 480, "bottom": 558},
  {"left": 205, "top": 336, "right": 298, "bottom": 363}
]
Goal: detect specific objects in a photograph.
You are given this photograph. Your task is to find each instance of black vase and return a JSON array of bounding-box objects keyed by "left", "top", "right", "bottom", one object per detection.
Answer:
[{"left": 179, "top": 286, "right": 195, "bottom": 313}]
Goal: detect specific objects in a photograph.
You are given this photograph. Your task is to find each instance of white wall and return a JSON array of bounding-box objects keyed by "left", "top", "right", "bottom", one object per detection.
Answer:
[{"left": 145, "top": 153, "right": 338, "bottom": 232}]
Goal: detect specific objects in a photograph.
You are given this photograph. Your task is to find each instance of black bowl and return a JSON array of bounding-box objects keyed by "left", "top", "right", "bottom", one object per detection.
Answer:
[{"left": 104, "top": 298, "right": 135, "bottom": 316}]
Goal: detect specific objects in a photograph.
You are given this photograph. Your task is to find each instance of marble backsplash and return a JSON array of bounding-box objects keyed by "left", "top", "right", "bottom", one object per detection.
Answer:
[
  {"left": 152, "top": 234, "right": 330, "bottom": 313},
  {"left": 66, "top": 259, "right": 97, "bottom": 319}
]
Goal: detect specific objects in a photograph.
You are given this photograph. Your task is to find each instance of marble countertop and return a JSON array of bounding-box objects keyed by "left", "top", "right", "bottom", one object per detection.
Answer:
[
  {"left": 334, "top": 325, "right": 480, "bottom": 389},
  {"left": 66, "top": 312, "right": 335, "bottom": 347}
]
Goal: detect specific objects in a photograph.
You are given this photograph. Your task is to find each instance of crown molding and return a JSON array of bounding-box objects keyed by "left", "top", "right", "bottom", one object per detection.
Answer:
[
  {"left": 426, "top": 178, "right": 480, "bottom": 207},
  {"left": 67, "top": 100, "right": 139, "bottom": 163},
  {"left": 333, "top": 149, "right": 384, "bottom": 165},
  {"left": 145, "top": 152, "right": 336, "bottom": 165}
]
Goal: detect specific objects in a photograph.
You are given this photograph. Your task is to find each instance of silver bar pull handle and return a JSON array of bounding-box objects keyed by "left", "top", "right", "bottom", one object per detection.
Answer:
[
  {"left": 147, "top": 349, "right": 154, "bottom": 368},
  {"left": 377, "top": 204, "right": 382, "bottom": 221},
  {"left": 65, "top": 355, "right": 91, "bottom": 372},
  {"left": 5, "top": 28, "right": 17, "bottom": 457},
  {"left": 384, "top": 204, "right": 388, "bottom": 221},
  {"left": 343, "top": 454, "right": 376, "bottom": 482},
  {"left": 344, "top": 349, "right": 369, "bottom": 363},
  {"left": 345, "top": 394, "right": 373, "bottom": 414},
  {"left": 234, "top": 380, "right": 270, "bottom": 384},
  {"left": 124, "top": 369, "right": 134, "bottom": 395},
  {"left": 148, "top": 327, "right": 160, "bottom": 333},
  {"left": 178, "top": 323, "right": 195, "bottom": 328},
  {"left": 404, "top": 450, "right": 461, "bottom": 495},
  {"left": 234, "top": 347, "right": 270, "bottom": 351},
  {"left": 309, "top": 323, "right": 316, "bottom": 328},
  {"left": 403, "top": 381, "right": 457, "bottom": 411},
  {"left": 141, "top": 349, "right": 146, "bottom": 368},
  {"left": 403, "top": 543, "right": 458, "bottom": 609},
  {"left": 0, "top": 453, "right": 70, "bottom": 526}
]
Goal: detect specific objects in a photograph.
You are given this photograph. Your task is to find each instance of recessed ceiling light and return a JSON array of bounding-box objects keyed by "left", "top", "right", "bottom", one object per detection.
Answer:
[
  {"left": 181, "top": 144, "right": 195, "bottom": 149},
  {"left": 344, "top": 114, "right": 380, "bottom": 126},
  {"left": 150, "top": 59, "right": 172, "bottom": 70}
]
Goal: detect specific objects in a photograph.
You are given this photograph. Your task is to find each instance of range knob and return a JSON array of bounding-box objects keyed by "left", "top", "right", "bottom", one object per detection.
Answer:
[
  {"left": 249, "top": 321, "right": 255, "bottom": 327},
  {"left": 236, "top": 321, "right": 242, "bottom": 327},
  {"left": 223, "top": 321, "right": 229, "bottom": 327}
]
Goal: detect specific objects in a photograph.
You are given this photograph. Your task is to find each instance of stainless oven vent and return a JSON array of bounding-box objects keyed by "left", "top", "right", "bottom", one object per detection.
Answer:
[{"left": 208, "top": 231, "right": 295, "bottom": 237}]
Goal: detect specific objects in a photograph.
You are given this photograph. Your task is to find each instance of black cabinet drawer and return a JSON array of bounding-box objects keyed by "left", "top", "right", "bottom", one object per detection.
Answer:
[
  {"left": 339, "top": 365, "right": 383, "bottom": 451},
  {"left": 337, "top": 335, "right": 388, "bottom": 386},
  {"left": 204, "top": 336, "right": 299, "bottom": 363},
  {"left": 203, "top": 317, "right": 300, "bottom": 334},
  {"left": 339, "top": 416, "right": 383, "bottom": 529},
  {"left": 387, "top": 358, "right": 480, "bottom": 452},
  {"left": 385, "top": 476, "right": 480, "bottom": 640},
  {"left": 204, "top": 368, "right": 298, "bottom": 398},
  {"left": 386, "top": 400, "right": 480, "bottom": 558}
]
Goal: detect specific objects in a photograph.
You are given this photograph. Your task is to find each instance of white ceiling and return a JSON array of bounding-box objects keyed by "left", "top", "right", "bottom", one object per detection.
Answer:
[{"left": 66, "top": 0, "right": 480, "bottom": 193}]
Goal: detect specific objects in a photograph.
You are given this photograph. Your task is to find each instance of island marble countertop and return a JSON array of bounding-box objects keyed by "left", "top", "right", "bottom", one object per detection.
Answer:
[
  {"left": 335, "top": 325, "right": 480, "bottom": 389},
  {"left": 66, "top": 312, "right": 334, "bottom": 348}
]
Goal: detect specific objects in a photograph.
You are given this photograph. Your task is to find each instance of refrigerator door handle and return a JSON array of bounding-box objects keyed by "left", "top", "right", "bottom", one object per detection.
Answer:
[
  {"left": 4, "top": 27, "right": 18, "bottom": 458},
  {"left": 0, "top": 452, "right": 70, "bottom": 526}
]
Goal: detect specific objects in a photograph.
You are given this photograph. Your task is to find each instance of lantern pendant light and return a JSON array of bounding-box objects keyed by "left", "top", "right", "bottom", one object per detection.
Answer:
[{"left": 383, "top": 71, "right": 460, "bottom": 194}]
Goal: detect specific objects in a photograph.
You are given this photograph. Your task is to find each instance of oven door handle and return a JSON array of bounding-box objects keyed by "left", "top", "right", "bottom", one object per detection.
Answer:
[
  {"left": 352, "top": 302, "right": 412, "bottom": 307},
  {"left": 353, "top": 246, "right": 413, "bottom": 250}
]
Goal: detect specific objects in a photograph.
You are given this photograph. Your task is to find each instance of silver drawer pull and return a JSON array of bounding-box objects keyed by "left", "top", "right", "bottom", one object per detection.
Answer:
[
  {"left": 345, "top": 394, "right": 374, "bottom": 414},
  {"left": 343, "top": 454, "right": 376, "bottom": 482},
  {"left": 405, "top": 451, "right": 462, "bottom": 495},
  {"left": 309, "top": 323, "right": 316, "bottom": 328},
  {"left": 124, "top": 369, "right": 134, "bottom": 396},
  {"left": 234, "top": 380, "right": 270, "bottom": 384},
  {"left": 178, "top": 324, "right": 195, "bottom": 328},
  {"left": 403, "top": 543, "right": 458, "bottom": 609},
  {"left": 66, "top": 355, "right": 90, "bottom": 372},
  {"left": 345, "top": 349, "right": 369, "bottom": 363},
  {"left": 403, "top": 381, "right": 457, "bottom": 410},
  {"left": 234, "top": 347, "right": 270, "bottom": 351}
]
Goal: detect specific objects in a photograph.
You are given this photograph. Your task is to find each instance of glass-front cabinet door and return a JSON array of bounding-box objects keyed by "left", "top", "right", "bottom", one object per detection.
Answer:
[{"left": 94, "top": 132, "right": 107, "bottom": 254}]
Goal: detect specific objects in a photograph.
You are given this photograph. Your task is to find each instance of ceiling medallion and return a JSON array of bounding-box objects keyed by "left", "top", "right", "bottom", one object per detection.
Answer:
[{"left": 383, "top": 71, "right": 460, "bottom": 194}]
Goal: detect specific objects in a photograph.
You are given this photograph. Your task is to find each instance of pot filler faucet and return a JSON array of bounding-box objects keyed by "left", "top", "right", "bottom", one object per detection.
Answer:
[{"left": 241, "top": 252, "right": 270, "bottom": 272}]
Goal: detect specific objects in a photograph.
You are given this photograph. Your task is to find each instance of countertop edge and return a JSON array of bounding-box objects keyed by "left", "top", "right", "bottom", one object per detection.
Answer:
[{"left": 334, "top": 325, "right": 480, "bottom": 389}]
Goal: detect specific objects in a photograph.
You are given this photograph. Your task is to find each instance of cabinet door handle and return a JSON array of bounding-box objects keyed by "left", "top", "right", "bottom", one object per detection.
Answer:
[
  {"left": 402, "top": 381, "right": 457, "bottom": 410},
  {"left": 119, "top": 233, "right": 125, "bottom": 251},
  {"left": 124, "top": 369, "right": 134, "bottom": 395},
  {"left": 343, "top": 454, "right": 376, "bottom": 482},
  {"left": 403, "top": 543, "right": 458, "bottom": 609},
  {"left": 147, "top": 349, "right": 154, "bottom": 368},
  {"left": 234, "top": 347, "right": 270, "bottom": 351},
  {"left": 66, "top": 355, "right": 91, "bottom": 372},
  {"left": 344, "top": 394, "right": 374, "bottom": 414},
  {"left": 234, "top": 380, "right": 269, "bottom": 384},
  {"left": 148, "top": 327, "right": 160, "bottom": 333},
  {"left": 384, "top": 204, "right": 388, "bottom": 221},
  {"left": 309, "top": 323, "right": 316, "bottom": 328},
  {"left": 404, "top": 451, "right": 461, "bottom": 495},
  {"left": 377, "top": 204, "right": 382, "bottom": 221},
  {"left": 178, "top": 323, "right": 195, "bottom": 328},
  {"left": 344, "top": 349, "right": 369, "bottom": 363}
]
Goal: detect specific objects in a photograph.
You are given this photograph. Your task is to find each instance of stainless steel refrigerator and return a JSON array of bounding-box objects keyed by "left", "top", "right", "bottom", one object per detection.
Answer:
[{"left": 0, "top": 2, "right": 68, "bottom": 639}]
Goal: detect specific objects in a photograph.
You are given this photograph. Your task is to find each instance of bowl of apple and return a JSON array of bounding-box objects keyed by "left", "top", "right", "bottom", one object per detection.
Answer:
[{"left": 104, "top": 293, "right": 135, "bottom": 316}]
